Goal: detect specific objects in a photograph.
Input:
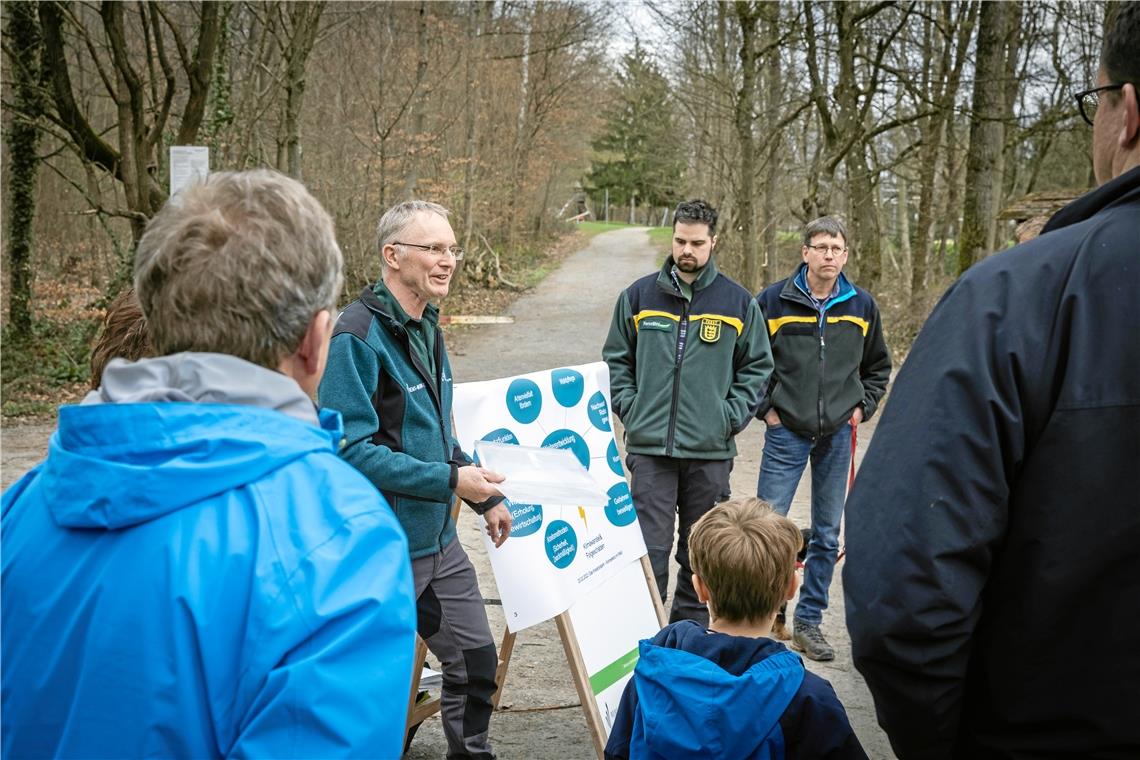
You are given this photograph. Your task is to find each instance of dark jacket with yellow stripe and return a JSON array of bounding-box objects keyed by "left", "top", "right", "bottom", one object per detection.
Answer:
[
  {"left": 603, "top": 256, "right": 773, "bottom": 460},
  {"left": 756, "top": 265, "right": 891, "bottom": 440}
]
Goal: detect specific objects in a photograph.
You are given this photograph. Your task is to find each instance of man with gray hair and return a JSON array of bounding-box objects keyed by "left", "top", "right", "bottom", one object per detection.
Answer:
[
  {"left": 320, "top": 200, "right": 510, "bottom": 759},
  {"left": 753, "top": 215, "right": 890, "bottom": 661},
  {"left": 1, "top": 170, "right": 417, "bottom": 757}
]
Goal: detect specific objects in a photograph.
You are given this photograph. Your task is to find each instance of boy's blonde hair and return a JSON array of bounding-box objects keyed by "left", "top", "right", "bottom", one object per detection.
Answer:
[{"left": 689, "top": 497, "right": 803, "bottom": 624}]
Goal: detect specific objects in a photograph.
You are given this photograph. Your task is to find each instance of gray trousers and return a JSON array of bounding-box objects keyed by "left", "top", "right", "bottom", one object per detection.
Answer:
[
  {"left": 412, "top": 539, "right": 497, "bottom": 760},
  {"left": 627, "top": 453, "right": 732, "bottom": 627}
]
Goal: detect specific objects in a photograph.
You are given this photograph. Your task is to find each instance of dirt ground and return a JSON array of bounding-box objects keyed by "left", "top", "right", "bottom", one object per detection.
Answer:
[{"left": 0, "top": 227, "right": 896, "bottom": 759}]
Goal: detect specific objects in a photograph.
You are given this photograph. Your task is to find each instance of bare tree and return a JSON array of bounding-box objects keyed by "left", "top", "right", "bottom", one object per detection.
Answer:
[
  {"left": 38, "top": 1, "right": 223, "bottom": 243},
  {"left": 958, "top": 0, "right": 1012, "bottom": 273}
]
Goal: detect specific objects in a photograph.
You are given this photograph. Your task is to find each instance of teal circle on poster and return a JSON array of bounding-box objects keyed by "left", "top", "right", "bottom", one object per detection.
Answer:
[
  {"left": 506, "top": 501, "right": 543, "bottom": 538},
  {"left": 545, "top": 519, "right": 577, "bottom": 569},
  {"left": 587, "top": 391, "right": 611, "bottom": 431},
  {"left": 607, "top": 439, "right": 624, "bottom": 476},
  {"left": 605, "top": 481, "right": 636, "bottom": 527},
  {"left": 550, "top": 368, "right": 585, "bottom": 407},
  {"left": 506, "top": 379, "right": 542, "bottom": 424},
  {"left": 473, "top": 428, "right": 520, "bottom": 464},
  {"left": 542, "top": 429, "right": 590, "bottom": 469}
]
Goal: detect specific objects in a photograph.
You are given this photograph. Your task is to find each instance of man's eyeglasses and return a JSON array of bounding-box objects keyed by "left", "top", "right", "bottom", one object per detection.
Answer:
[
  {"left": 393, "top": 241, "right": 465, "bottom": 260},
  {"left": 1074, "top": 83, "right": 1124, "bottom": 126},
  {"left": 806, "top": 244, "right": 847, "bottom": 256}
]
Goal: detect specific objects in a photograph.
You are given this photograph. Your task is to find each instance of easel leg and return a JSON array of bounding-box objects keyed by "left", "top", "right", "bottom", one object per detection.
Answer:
[
  {"left": 642, "top": 554, "right": 668, "bottom": 627},
  {"left": 492, "top": 627, "right": 516, "bottom": 709},
  {"left": 404, "top": 636, "right": 431, "bottom": 748},
  {"left": 555, "top": 613, "right": 608, "bottom": 759}
]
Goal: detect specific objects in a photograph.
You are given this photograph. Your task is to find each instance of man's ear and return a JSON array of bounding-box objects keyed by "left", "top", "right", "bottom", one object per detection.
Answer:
[
  {"left": 382, "top": 243, "right": 402, "bottom": 272},
  {"left": 786, "top": 571, "right": 799, "bottom": 601},
  {"left": 692, "top": 573, "right": 711, "bottom": 604},
  {"left": 1121, "top": 83, "right": 1140, "bottom": 148},
  {"left": 296, "top": 309, "right": 332, "bottom": 373},
  {"left": 294, "top": 309, "right": 334, "bottom": 395}
]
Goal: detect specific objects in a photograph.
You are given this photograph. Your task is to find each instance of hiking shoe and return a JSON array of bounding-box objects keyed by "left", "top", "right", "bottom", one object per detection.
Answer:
[{"left": 792, "top": 620, "right": 835, "bottom": 661}]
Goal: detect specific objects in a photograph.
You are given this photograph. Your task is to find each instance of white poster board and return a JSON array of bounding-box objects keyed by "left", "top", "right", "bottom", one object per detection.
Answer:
[
  {"left": 567, "top": 559, "right": 663, "bottom": 734},
  {"left": 169, "top": 146, "right": 209, "bottom": 195},
  {"left": 453, "top": 362, "right": 648, "bottom": 632}
]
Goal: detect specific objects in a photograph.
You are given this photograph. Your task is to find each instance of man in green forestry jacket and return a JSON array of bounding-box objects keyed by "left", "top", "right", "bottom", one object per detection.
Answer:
[
  {"left": 319, "top": 200, "right": 510, "bottom": 760},
  {"left": 603, "top": 199, "right": 773, "bottom": 625}
]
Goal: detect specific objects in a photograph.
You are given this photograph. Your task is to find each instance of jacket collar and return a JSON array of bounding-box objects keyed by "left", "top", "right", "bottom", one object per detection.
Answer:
[
  {"left": 1042, "top": 165, "right": 1140, "bottom": 234},
  {"left": 360, "top": 281, "right": 440, "bottom": 332},
  {"left": 783, "top": 263, "right": 855, "bottom": 309}
]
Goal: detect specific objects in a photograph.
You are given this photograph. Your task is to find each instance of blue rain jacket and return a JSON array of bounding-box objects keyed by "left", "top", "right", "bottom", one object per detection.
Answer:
[
  {"left": 604, "top": 620, "right": 866, "bottom": 759},
  {"left": 2, "top": 401, "right": 416, "bottom": 758}
]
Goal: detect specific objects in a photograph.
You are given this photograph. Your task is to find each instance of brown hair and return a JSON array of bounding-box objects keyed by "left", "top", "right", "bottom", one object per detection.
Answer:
[
  {"left": 689, "top": 497, "right": 803, "bottom": 625},
  {"left": 90, "top": 288, "right": 151, "bottom": 389}
]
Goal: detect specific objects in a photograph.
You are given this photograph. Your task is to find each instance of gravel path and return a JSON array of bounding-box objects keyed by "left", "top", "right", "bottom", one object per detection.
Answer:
[{"left": 0, "top": 227, "right": 896, "bottom": 758}]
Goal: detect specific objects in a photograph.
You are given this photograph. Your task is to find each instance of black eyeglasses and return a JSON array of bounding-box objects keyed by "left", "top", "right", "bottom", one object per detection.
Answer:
[{"left": 1073, "top": 83, "right": 1125, "bottom": 126}]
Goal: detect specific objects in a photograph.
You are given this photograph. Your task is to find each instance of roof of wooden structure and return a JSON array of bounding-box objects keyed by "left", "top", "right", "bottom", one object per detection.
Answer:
[{"left": 997, "top": 190, "right": 1083, "bottom": 221}]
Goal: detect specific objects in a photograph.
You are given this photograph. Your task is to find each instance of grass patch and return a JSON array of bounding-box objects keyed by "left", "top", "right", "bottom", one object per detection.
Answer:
[{"left": 646, "top": 226, "right": 672, "bottom": 250}]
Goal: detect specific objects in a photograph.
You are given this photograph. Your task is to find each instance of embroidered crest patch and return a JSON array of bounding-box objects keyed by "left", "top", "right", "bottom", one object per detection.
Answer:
[{"left": 700, "top": 318, "right": 721, "bottom": 343}]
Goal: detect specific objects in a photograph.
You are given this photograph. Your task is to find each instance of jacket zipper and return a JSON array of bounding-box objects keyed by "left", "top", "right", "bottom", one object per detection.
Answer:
[
  {"left": 817, "top": 308, "right": 826, "bottom": 440},
  {"left": 399, "top": 322, "right": 454, "bottom": 550},
  {"left": 666, "top": 298, "right": 690, "bottom": 456}
]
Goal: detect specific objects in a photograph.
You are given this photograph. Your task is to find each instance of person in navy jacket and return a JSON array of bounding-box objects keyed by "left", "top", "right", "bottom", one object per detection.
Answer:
[{"left": 844, "top": 5, "right": 1140, "bottom": 756}]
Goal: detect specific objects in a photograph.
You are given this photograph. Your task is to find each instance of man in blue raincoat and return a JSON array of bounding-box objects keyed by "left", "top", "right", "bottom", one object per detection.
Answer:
[{"left": 1, "top": 170, "right": 417, "bottom": 758}]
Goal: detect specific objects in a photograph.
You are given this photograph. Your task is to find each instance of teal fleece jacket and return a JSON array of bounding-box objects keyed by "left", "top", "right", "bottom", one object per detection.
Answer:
[{"left": 319, "top": 282, "right": 493, "bottom": 559}]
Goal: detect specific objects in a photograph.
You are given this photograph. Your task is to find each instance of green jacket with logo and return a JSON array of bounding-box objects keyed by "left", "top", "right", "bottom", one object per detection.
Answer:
[{"left": 603, "top": 257, "right": 773, "bottom": 460}]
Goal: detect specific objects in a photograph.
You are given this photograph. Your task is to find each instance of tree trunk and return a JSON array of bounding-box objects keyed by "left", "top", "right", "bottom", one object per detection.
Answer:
[
  {"left": 5, "top": 1, "right": 44, "bottom": 336},
  {"left": 507, "top": 5, "right": 532, "bottom": 248},
  {"left": 461, "top": 2, "right": 486, "bottom": 253},
  {"left": 403, "top": 1, "right": 429, "bottom": 198},
  {"left": 958, "top": 0, "right": 1008, "bottom": 274},
  {"left": 910, "top": 1, "right": 976, "bottom": 302},
  {"left": 735, "top": 1, "right": 760, "bottom": 292},
  {"left": 276, "top": 1, "right": 324, "bottom": 179}
]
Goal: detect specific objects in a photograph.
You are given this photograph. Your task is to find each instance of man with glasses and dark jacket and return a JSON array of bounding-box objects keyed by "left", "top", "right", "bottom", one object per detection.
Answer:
[
  {"left": 754, "top": 215, "right": 891, "bottom": 662},
  {"left": 319, "top": 200, "right": 510, "bottom": 760},
  {"left": 845, "top": 3, "right": 1140, "bottom": 755}
]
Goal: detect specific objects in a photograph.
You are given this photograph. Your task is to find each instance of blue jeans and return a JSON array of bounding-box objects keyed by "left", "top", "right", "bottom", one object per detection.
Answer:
[{"left": 756, "top": 422, "right": 852, "bottom": 626}]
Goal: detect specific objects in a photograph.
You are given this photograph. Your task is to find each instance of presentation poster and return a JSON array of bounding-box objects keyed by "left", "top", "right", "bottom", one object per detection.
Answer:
[{"left": 453, "top": 361, "right": 647, "bottom": 631}]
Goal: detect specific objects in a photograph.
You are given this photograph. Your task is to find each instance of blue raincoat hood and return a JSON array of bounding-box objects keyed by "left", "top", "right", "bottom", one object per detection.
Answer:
[
  {"left": 44, "top": 352, "right": 338, "bottom": 530},
  {"left": 630, "top": 621, "right": 805, "bottom": 759}
]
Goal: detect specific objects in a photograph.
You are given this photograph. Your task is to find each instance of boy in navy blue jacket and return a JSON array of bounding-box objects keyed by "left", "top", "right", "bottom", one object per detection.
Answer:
[{"left": 605, "top": 498, "right": 865, "bottom": 759}]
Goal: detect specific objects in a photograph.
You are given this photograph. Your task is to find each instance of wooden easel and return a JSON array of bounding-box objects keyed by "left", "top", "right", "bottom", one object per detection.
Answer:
[
  {"left": 490, "top": 554, "right": 665, "bottom": 758},
  {"left": 405, "top": 550, "right": 665, "bottom": 759},
  {"left": 405, "top": 405, "right": 667, "bottom": 757}
]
